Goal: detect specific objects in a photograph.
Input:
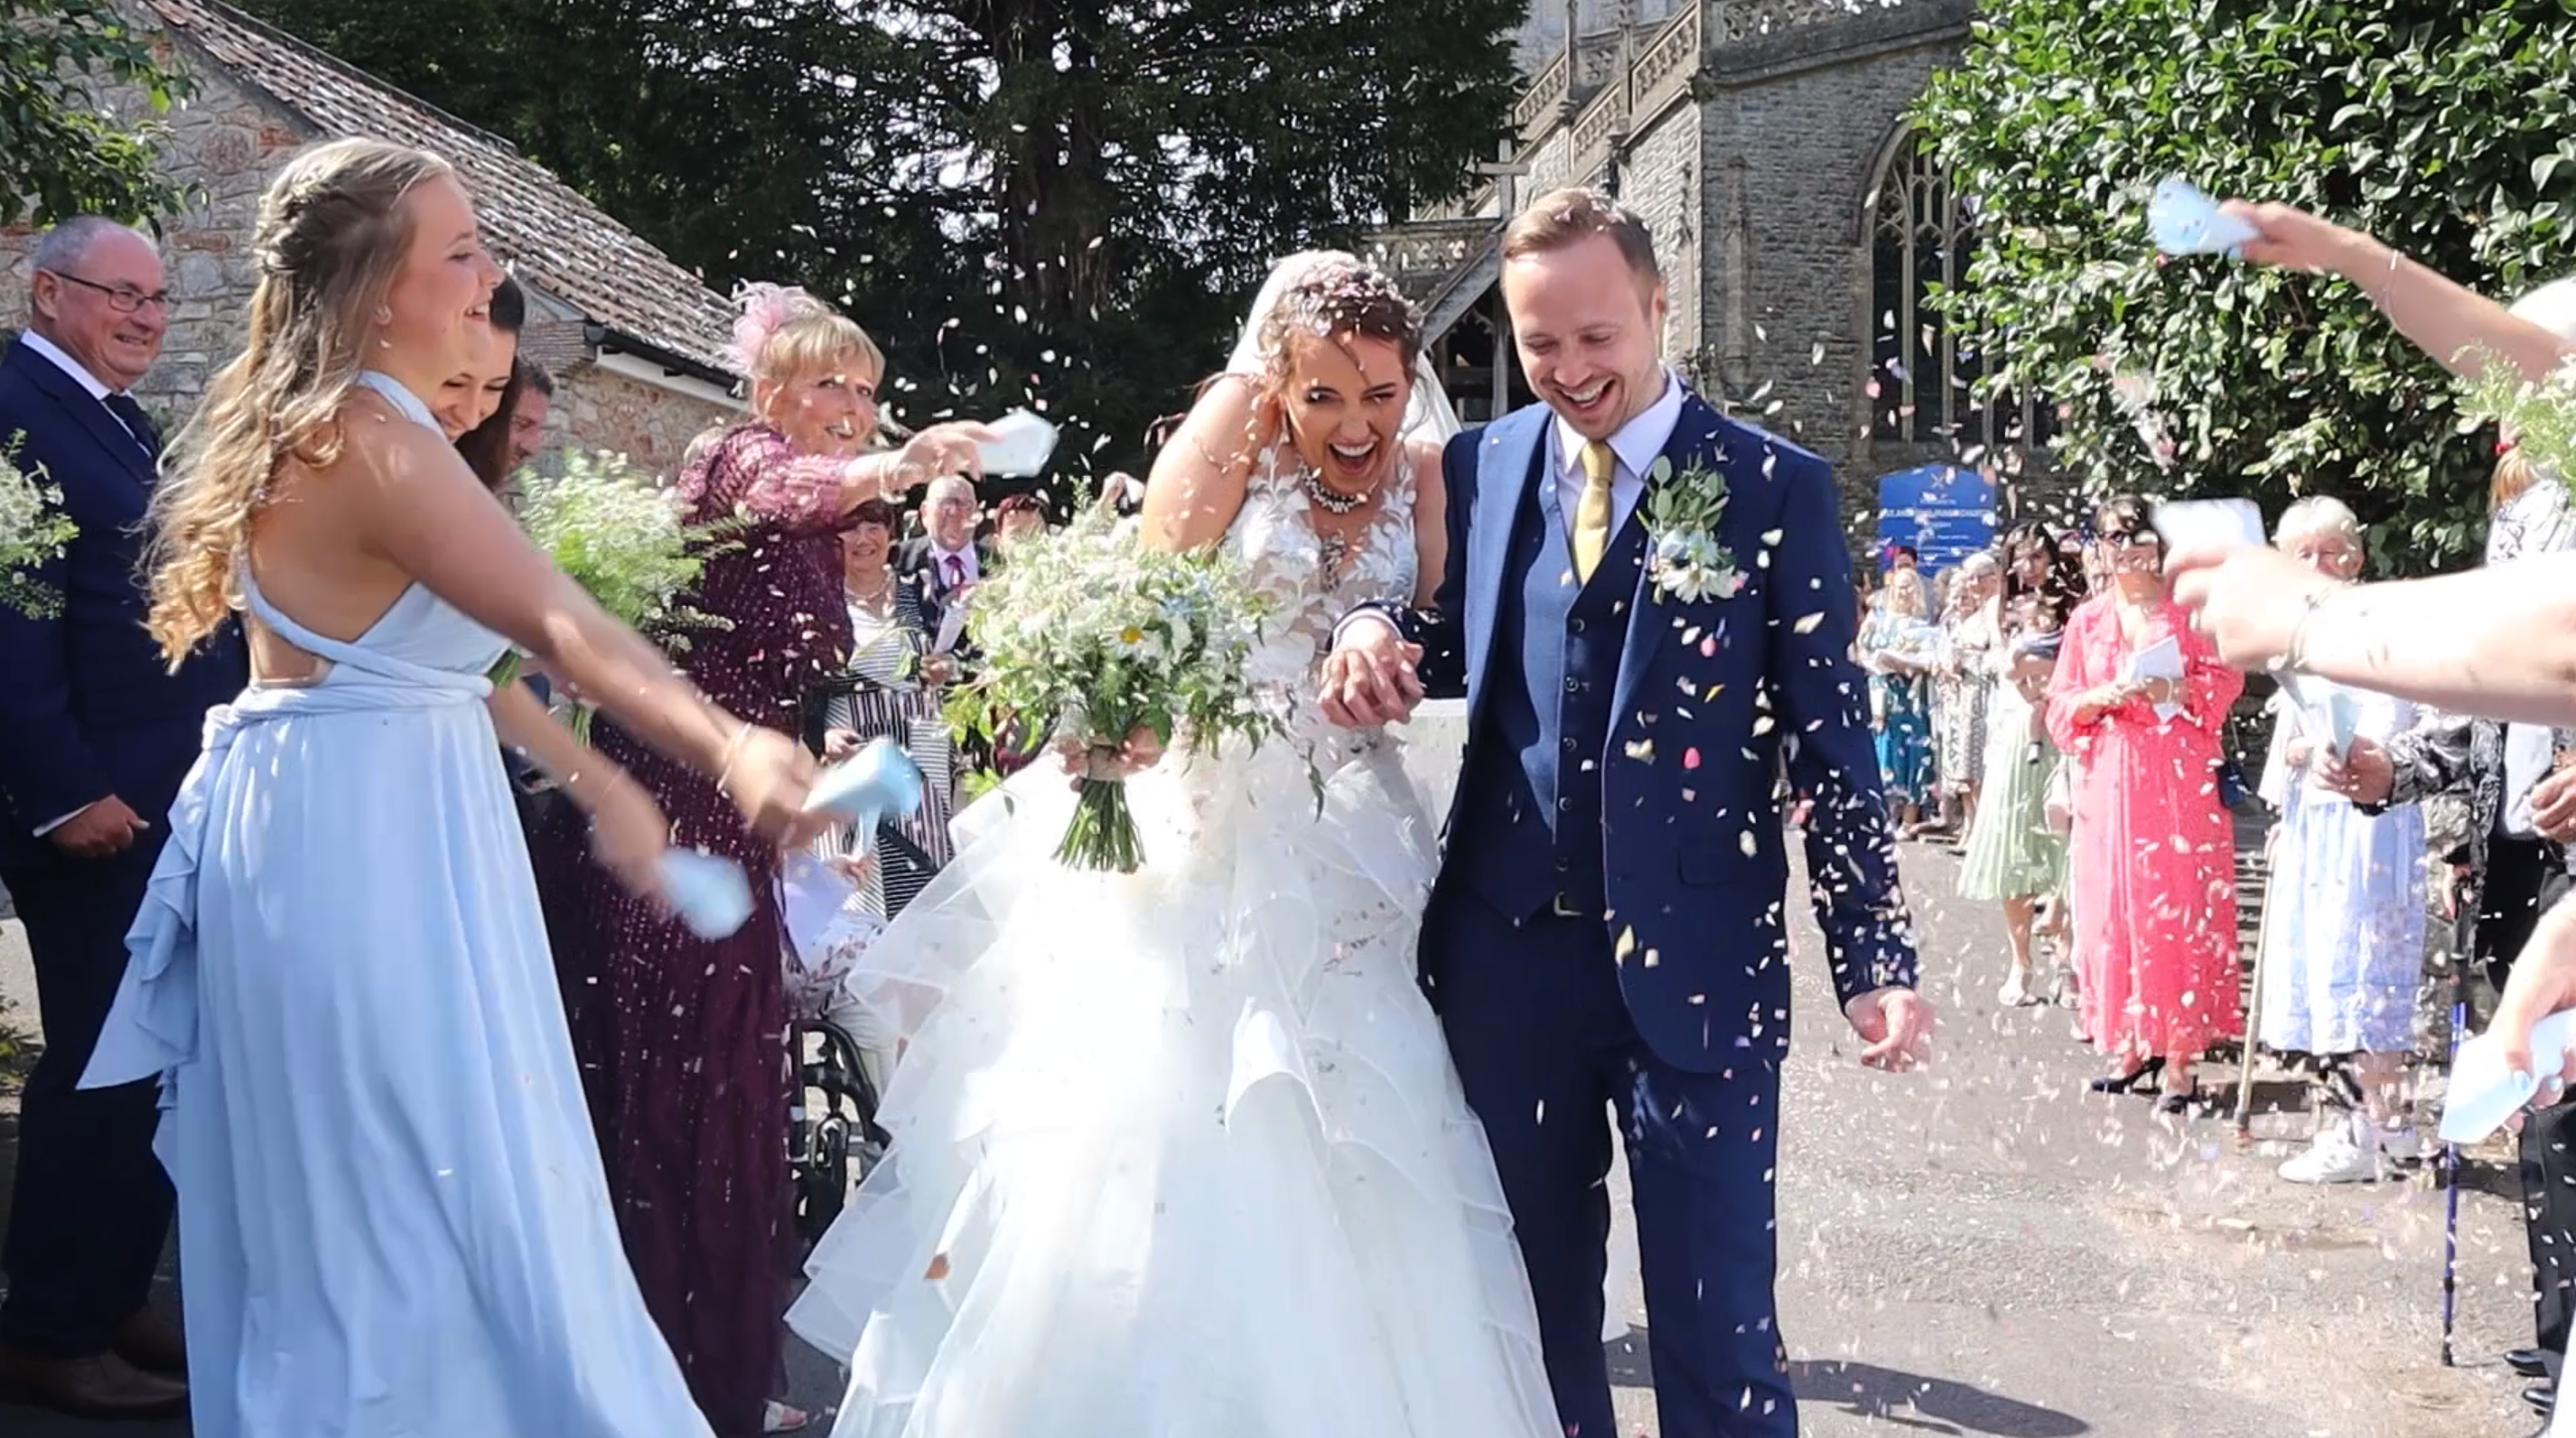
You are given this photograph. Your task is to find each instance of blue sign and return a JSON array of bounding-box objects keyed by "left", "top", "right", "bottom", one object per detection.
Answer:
[{"left": 1874, "top": 465, "right": 1996, "bottom": 577}]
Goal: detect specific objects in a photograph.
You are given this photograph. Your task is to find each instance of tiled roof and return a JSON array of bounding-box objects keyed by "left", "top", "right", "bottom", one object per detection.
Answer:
[{"left": 141, "top": 0, "right": 740, "bottom": 380}]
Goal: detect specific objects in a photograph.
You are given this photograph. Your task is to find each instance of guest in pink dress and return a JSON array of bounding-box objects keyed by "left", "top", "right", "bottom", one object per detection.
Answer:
[
  {"left": 529, "top": 286, "right": 994, "bottom": 1438},
  {"left": 2045, "top": 493, "right": 2245, "bottom": 1113}
]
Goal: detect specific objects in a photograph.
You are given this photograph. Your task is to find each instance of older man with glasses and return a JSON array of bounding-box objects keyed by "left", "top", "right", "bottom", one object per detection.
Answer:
[{"left": 0, "top": 217, "right": 245, "bottom": 1418}]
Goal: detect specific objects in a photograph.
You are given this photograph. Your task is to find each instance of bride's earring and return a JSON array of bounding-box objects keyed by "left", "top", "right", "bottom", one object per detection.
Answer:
[{"left": 374, "top": 303, "right": 393, "bottom": 349}]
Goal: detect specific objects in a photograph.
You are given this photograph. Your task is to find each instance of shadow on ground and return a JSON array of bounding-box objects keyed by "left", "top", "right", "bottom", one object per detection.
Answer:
[{"left": 1610, "top": 1327, "right": 2090, "bottom": 1436}]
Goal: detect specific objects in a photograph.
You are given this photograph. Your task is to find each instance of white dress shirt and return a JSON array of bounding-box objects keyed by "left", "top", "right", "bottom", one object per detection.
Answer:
[
  {"left": 928, "top": 541, "right": 980, "bottom": 591},
  {"left": 18, "top": 330, "right": 146, "bottom": 450},
  {"left": 1552, "top": 369, "right": 1685, "bottom": 543}
]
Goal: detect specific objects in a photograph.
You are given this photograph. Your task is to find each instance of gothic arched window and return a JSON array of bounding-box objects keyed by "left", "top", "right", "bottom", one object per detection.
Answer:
[
  {"left": 1870, "top": 134, "right": 1974, "bottom": 444},
  {"left": 1868, "top": 133, "right": 2053, "bottom": 457}
]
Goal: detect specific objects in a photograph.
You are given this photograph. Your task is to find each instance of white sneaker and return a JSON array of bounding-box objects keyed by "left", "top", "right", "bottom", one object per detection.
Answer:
[{"left": 2280, "top": 1123, "right": 2383, "bottom": 1184}]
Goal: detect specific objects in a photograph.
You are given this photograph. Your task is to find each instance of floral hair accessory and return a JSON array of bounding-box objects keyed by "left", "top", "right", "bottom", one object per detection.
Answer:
[{"left": 723, "top": 281, "right": 812, "bottom": 377}]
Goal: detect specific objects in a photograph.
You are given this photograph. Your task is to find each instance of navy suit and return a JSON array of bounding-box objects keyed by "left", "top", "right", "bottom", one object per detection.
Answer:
[
  {"left": 1394, "top": 391, "right": 1913, "bottom": 1437},
  {"left": 0, "top": 335, "right": 245, "bottom": 1356}
]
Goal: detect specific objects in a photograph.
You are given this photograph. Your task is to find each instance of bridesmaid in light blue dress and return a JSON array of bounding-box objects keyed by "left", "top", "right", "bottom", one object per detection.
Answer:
[{"left": 75, "top": 139, "right": 835, "bottom": 1435}]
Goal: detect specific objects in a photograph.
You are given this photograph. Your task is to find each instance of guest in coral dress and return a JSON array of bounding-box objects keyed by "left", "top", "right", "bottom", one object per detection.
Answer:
[
  {"left": 529, "top": 285, "right": 994, "bottom": 1438},
  {"left": 2045, "top": 493, "right": 2245, "bottom": 1113}
]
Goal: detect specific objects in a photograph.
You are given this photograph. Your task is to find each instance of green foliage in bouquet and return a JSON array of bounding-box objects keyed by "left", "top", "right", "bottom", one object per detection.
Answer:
[
  {"left": 0, "top": 438, "right": 76, "bottom": 619},
  {"left": 490, "top": 449, "right": 740, "bottom": 740},
  {"left": 2459, "top": 360, "right": 2576, "bottom": 490},
  {"left": 942, "top": 513, "right": 1277, "bottom": 873},
  {"left": 1916, "top": 0, "right": 2576, "bottom": 574}
]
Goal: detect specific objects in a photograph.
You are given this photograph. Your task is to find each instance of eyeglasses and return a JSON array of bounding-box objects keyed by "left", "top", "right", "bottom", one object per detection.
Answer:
[
  {"left": 2097, "top": 528, "right": 2157, "bottom": 546},
  {"left": 42, "top": 270, "right": 172, "bottom": 315}
]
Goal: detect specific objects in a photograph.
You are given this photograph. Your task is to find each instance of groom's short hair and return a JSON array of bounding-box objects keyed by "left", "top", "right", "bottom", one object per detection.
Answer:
[{"left": 1504, "top": 188, "right": 1662, "bottom": 286}]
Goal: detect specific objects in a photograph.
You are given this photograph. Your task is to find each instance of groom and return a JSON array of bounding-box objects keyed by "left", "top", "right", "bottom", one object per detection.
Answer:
[{"left": 1325, "top": 189, "right": 1929, "bottom": 1437}]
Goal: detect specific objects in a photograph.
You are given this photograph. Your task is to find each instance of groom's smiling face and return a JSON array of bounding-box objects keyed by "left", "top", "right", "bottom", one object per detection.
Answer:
[{"left": 1503, "top": 231, "right": 1668, "bottom": 443}]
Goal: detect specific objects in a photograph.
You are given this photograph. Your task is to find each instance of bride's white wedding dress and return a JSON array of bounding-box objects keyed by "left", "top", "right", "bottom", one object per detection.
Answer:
[{"left": 786, "top": 442, "right": 1559, "bottom": 1436}]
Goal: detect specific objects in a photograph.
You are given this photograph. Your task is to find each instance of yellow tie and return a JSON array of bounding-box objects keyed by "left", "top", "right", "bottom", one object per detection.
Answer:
[{"left": 1572, "top": 440, "right": 1616, "bottom": 583}]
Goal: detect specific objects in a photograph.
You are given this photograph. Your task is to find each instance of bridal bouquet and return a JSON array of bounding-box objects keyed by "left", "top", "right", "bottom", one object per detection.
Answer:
[
  {"left": 2460, "top": 356, "right": 2576, "bottom": 486},
  {"left": 0, "top": 441, "right": 75, "bottom": 619},
  {"left": 946, "top": 513, "right": 1274, "bottom": 872},
  {"left": 491, "top": 449, "right": 736, "bottom": 740}
]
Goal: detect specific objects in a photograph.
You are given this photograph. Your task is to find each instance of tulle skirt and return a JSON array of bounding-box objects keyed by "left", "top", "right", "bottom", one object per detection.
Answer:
[{"left": 784, "top": 733, "right": 1559, "bottom": 1437}]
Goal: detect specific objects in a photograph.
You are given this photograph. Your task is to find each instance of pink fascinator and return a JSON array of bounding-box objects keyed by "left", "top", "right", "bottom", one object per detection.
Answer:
[{"left": 723, "top": 281, "right": 811, "bottom": 377}]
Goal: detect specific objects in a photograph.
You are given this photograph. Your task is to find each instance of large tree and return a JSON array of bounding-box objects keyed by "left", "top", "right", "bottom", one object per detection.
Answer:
[
  {"left": 234, "top": 0, "right": 1522, "bottom": 478},
  {"left": 1916, "top": 0, "right": 2576, "bottom": 572},
  {"left": 2, "top": 0, "right": 195, "bottom": 226}
]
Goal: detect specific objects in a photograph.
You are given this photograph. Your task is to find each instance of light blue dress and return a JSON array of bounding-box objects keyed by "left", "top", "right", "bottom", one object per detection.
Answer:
[
  {"left": 79, "top": 372, "right": 712, "bottom": 1437},
  {"left": 2254, "top": 683, "right": 2427, "bottom": 1055}
]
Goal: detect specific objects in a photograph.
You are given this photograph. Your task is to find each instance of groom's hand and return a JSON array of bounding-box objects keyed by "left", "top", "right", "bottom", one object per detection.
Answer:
[
  {"left": 1845, "top": 986, "right": 1934, "bottom": 1073},
  {"left": 1321, "top": 616, "right": 1423, "bottom": 728}
]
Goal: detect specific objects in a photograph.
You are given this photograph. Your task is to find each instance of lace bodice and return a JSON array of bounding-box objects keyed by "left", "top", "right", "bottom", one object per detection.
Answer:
[{"left": 1221, "top": 440, "right": 1418, "bottom": 750}]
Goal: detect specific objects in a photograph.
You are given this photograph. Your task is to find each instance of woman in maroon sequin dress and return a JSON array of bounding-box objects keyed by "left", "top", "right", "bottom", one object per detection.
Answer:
[{"left": 530, "top": 288, "right": 992, "bottom": 1438}]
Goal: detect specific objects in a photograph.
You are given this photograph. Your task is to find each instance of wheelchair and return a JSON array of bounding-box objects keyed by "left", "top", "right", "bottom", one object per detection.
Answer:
[
  {"left": 789, "top": 1009, "right": 888, "bottom": 1247},
  {"left": 787, "top": 671, "right": 939, "bottom": 1248}
]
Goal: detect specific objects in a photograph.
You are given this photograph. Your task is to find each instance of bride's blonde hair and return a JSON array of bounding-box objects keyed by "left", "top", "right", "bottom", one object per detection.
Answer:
[{"left": 145, "top": 137, "right": 453, "bottom": 665}]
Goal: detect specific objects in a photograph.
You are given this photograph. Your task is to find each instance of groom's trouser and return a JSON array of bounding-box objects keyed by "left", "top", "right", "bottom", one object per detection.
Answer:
[{"left": 1425, "top": 886, "right": 1793, "bottom": 1438}]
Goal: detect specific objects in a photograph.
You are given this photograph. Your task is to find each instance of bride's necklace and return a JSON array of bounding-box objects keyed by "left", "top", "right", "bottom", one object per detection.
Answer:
[{"left": 1301, "top": 463, "right": 1372, "bottom": 517}]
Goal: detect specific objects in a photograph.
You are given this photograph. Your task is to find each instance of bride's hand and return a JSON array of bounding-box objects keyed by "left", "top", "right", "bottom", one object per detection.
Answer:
[
  {"left": 720, "top": 724, "right": 830, "bottom": 846},
  {"left": 587, "top": 777, "right": 675, "bottom": 906},
  {"left": 1051, "top": 726, "right": 1166, "bottom": 787}
]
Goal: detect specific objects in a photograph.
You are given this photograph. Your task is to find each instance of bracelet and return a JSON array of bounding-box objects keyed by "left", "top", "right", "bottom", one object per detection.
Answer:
[
  {"left": 2277, "top": 584, "right": 2345, "bottom": 675},
  {"left": 713, "top": 723, "right": 753, "bottom": 796}
]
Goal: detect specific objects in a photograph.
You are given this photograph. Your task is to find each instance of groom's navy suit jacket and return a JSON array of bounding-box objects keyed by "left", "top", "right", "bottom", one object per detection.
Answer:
[
  {"left": 1400, "top": 388, "right": 1914, "bottom": 1066},
  {"left": 1382, "top": 388, "right": 1914, "bottom": 1436}
]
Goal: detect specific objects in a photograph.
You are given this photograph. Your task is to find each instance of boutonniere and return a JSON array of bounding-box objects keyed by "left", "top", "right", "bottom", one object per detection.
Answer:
[{"left": 1640, "top": 456, "right": 1743, "bottom": 603}]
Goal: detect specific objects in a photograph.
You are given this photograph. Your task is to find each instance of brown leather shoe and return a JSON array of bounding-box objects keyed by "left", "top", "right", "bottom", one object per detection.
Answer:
[
  {"left": 111, "top": 1309, "right": 186, "bottom": 1378},
  {"left": 0, "top": 1341, "right": 188, "bottom": 1419}
]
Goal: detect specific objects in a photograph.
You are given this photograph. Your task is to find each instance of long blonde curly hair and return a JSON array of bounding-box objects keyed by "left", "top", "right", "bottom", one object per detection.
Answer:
[{"left": 144, "top": 137, "right": 454, "bottom": 666}]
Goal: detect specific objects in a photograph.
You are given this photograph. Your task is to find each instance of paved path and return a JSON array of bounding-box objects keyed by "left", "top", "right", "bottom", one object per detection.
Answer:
[{"left": 0, "top": 846, "right": 2539, "bottom": 1436}]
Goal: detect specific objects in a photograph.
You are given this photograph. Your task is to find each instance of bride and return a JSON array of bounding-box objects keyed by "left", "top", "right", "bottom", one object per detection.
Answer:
[{"left": 784, "top": 256, "right": 1561, "bottom": 1434}]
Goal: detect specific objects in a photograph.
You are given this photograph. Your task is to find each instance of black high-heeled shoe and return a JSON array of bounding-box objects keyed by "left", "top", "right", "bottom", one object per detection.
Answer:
[
  {"left": 2088, "top": 1056, "right": 2166, "bottom": 1095},
  {"left": 2156, "top": 1081, "right": 2205, "bottom": 1116}
]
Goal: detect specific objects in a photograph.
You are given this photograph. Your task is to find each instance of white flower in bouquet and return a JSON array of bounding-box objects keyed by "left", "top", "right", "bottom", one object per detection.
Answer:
[
  {"left": 0, "top": 440, "right": 76, "bottom": 619},
  {"left": 944, "top": 509, "right": 1277, "bottom": 872},
  {"left": 492, "top": 449, "right": 738, "bottom": 739}
]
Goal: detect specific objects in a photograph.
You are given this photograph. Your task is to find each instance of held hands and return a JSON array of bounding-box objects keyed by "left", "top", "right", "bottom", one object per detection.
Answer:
[
  {"left": 1845, "top": 986, "right": 1935, "bottom": 1073},
  {"left": 1321, "top": 616, "right": 1424, "bottom": 729},
  {"left": 49, "top": 795, "right": 149, "bottom": 860}
]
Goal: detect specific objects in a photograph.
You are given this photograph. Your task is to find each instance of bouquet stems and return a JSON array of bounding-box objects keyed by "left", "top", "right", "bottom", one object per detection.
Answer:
[
  {"left": 488, "top": 651, "right": 522, "bottom": 688},
  {"left": 1056, "top": 774, "right": 1144, "bottom": 873}
]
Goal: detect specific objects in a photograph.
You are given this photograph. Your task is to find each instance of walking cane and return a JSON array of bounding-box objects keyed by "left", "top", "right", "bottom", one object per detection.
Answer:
[
  {"left": 2234, "top": 826, "right": 2282, "bottom": 1145},
  {"left": 2440, "top": 865, "right": 2471, "bottom": 1368}
]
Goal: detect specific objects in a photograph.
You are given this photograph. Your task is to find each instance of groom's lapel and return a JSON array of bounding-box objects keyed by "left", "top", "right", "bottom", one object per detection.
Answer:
[
  {"left": 1606, "top": 393, "right": 1728, "bottom": 733},
  {"left": 1463, "top": 409, "right": 1547, "bottom": 721}
]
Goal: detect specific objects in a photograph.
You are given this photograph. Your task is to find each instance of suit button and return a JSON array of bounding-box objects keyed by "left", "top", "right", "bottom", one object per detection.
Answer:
[
  {"left": 1564, "top": 677, "right": 1581, "bottom": 693},
  {"left": 1569, "top": 618, "right": 1586, "bottom": 634},
  {"left": 1554, "top": 856, "right": 1571, "bottom": 872},
  {"left": 1563, "top": 736, "right": 1579, "bottom": 753},
  {"left": 1557, "top": 797, "right": 1573, "bottom": 812}
]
